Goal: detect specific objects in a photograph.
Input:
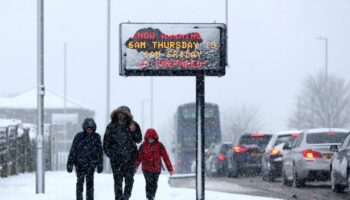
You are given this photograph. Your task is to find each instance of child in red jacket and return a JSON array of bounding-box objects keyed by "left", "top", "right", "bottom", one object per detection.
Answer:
[{"left": 136, "top": 128, "right": 174, "bottom": 200}]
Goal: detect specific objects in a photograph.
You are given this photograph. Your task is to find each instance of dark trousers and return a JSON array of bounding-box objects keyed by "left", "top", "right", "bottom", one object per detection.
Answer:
[
  {"left": 111, "top": 160, "right": 135, "bottom": 200},
  {"left": 76, "top": 167, "right": 95, "bottom": 200},
  {"left": 143, "top": 172, "right": 160, "bottom": 200}
]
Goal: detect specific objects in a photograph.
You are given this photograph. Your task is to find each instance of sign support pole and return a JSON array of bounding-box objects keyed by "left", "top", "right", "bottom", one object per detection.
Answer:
[
  {"left": 196, "top": 74, "right": 205, "bottom": 200},
  {"left": 36, "top": 0, "right": 45, "bottom": 194}
]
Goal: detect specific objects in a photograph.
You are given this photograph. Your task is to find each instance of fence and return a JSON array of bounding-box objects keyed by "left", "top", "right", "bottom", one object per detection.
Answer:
[{"left": 0, "top": 121, "right": 52, "bottom": 178}]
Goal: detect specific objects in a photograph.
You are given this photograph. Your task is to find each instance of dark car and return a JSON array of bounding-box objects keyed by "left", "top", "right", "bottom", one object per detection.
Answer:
[
  {"left": 205, "top": 142, "right": 232, "bottom": 177},
  {"left": 230, "top": 132, "right": 273, "bottom": 178},
  {"left": 261, "top": 131, "right": 301, "bottom": 182},
  {"left": 330, "top": 131, "right": 350, "bottom": 193}
]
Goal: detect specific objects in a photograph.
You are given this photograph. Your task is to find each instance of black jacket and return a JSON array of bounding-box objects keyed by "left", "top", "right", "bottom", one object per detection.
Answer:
[
  {"left": 103, "top": 108, "right": 142, "bottom": 162},
  {"left": 67, "top": 119, "right": 103, "bottom": 172}
]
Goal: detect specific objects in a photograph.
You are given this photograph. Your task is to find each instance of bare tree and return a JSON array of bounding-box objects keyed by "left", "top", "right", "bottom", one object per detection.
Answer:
[
  {"left": 221, "top": 105, "right": 264, "bottom": 141},
  {"left": 288, "top": 72, "right": 350, "bottom": 129}
]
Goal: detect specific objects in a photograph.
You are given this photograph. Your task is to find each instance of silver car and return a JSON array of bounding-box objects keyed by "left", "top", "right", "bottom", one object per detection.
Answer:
[
  {"left": 261, "top": 130, "right": 301, "bottom": 181},
  {"left": 282, "top": 128, "right": 349, "bottom": 188}
]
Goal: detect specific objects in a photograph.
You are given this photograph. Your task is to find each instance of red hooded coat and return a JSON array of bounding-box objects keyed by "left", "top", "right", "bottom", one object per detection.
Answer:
[{"left": 136, "top": 129, "right": 173, "bottom": 173}]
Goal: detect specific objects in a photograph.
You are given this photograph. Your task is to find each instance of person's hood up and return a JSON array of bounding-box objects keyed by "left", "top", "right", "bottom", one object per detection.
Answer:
[
  {"left": 82, "top": 118, "right": 96, "bottom": 132},
  {"left": 144, "top": 128, "right": 159, "bottom": 141},
  {"left": 110, "top": 105, "right": 133, "bottom": 123}
]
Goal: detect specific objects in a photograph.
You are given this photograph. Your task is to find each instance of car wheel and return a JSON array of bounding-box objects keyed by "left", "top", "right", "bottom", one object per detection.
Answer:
[
  {"left": 331, "top": 167, "right": 346, "bottom": 193},
  {"left": 205, "top": 163, "right": 212, "bottom": 177},
  {"left": 263, "top": 162, "right": 274, "bottom": 182},
  {"left": 262, "top": 165, "right": 267, "bottom": 181},
  {"left": 212, "top": 162, "right": 218, "bottom": 177},
  {"left": 292, "top": 165, "right": 304, "bottom": 188},
  {"left": 230, "top": 162, "right": 239, "bottom": 178},
  {"left": 282, "top": 166, "right": 291, "bottom": 186},
  {"left": 267, "top": 173, "right": 275, "bottom": 182},
  {"left": 262, "top": 170, "right": 274, "bottom": 182},
  {"left": 221, "top": 166, "right": 229, "bottom": 177}
]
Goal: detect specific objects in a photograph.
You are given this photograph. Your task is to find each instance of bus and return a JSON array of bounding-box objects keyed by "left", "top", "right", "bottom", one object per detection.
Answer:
[{"left": 172, "top": 102, "right": 221, "bottom": 174}]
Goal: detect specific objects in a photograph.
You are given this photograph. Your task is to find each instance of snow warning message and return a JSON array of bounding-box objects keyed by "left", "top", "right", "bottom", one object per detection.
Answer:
[{"left": 119, "top": 23, "right": 227, "bottom": 76}]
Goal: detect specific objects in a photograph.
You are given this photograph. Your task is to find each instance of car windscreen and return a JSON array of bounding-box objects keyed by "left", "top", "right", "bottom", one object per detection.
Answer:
[
  {"left": 306, "top": 132, "right": 348, "bottom": 144},
  {"left": 221, "top": 144, "right": 231, "bottom": 153},
  {"left": 239, "top": 135, "right": 272, "bottom": 148},
  {"left": 275, "top": 134, "right": 298, "bottom": 146}
]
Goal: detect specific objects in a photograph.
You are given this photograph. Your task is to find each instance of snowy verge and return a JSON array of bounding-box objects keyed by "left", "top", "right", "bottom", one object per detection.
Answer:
[{"left": 0, "top": 172, "right": 282, "bottom": 200}]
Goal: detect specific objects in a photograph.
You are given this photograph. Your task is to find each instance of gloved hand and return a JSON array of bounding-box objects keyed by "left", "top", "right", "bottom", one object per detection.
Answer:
[
  {"left": 129, "top": 123, "right": 136, "bottom": 132},
  {"left": 67, "top": 165, "right": 73, "bottom": 173},
  {"left": 97, "top": 166, "right": 103, "bottom": 173}
]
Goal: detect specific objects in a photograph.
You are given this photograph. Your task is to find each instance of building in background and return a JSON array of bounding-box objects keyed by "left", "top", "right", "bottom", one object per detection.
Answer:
[{"left": 0, "top": 88, "right": 94, "bottom": 170}]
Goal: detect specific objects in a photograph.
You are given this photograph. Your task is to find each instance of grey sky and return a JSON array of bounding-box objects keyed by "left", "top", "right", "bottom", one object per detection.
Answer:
[{"left": 1, "top": 0, "right": 350, "bottom": 135}]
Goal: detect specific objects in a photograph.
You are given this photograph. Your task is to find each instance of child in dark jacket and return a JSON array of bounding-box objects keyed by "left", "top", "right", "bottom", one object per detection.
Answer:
[
  {"left": 136, "top": 128, "right": 174, "bottom": 200},
  {"left": 67, "top": 118, "right": 103, "bottom": 200}
]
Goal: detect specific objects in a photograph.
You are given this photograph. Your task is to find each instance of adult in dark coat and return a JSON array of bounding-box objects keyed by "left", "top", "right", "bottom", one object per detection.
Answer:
[
  {"left": 67, "top": 118, "right": 103, "bottom": 200},
  {"left": 103, "top": 106, "right": 142, "bottom": 200}
]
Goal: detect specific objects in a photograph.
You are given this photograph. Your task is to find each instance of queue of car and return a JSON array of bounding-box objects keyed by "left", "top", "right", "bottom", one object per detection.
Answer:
[{"left": 204, "top": 128, "right": 350, "bottom": 194}]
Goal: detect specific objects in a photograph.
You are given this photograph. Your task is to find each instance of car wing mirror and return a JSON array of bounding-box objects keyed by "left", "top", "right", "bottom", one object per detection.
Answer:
[{"left": 330, "top": 145, "right": 338, "bottom": 153}]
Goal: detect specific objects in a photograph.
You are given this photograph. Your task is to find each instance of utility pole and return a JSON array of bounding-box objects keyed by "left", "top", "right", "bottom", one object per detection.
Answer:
[
  {"left": 316, "top": 37, "right": 328, "bottom": 79},
  {"left": 36, "top": 0, "right": 45, "bottom": 194},
  {"left": 316, "top": 37, "right": 329, "bottom": 127},
  {"left": 297, "top": 97, "right": 301, "bottom": 129},
  {"left": 141, "top": 99, "right": 150, "bottom": 132},
  {"left": 104, "top": 0, "right": 112, "bottom": 173},
  {"left": 150, "top": 77, "right": 154, "bottom": 128},
  {"left": 63, "top": 42, "right": 68, "bottom": 163},
  {"left": 64, "top": 43, "right": 67, "bottom": 113},
  {"left": 106, "top": 0, "right": 111, "bottom": 125}
]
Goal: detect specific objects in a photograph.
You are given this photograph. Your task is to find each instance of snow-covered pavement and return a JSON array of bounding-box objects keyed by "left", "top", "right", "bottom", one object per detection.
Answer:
[{"left": 0, "top": 172, "right": 282, "bottom": 200}]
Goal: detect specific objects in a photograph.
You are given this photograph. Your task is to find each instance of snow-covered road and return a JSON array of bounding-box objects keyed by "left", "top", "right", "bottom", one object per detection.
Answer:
[{"left": 0, "top": 172, "right": 282, "bottom": 200}]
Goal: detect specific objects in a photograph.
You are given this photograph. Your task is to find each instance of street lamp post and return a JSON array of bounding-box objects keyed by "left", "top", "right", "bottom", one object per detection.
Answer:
[
  {"left": 316, "top": 37, "right": 328, "bottom": 78},
  {"left": 106, "top": 0, "right": 111, "bottom": 125},
  {"left": 316, "top": 37, "right": 329, "bottom": 127},
  {"left": 141, "top": 99, "right": 150, "bottom": 132},
  {"left": 36, "top": 0, "right": 45, "bottom": 194},
  {"left": 104, "top": 0, "right": 112, "bottom": 174},
  {"left": 150, "top": 78, "right": 154, "bottom": 128}
]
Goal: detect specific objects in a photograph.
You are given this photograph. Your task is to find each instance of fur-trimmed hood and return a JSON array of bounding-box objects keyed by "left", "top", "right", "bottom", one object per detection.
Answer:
[{"left": 110, "top": 106, "right": 133, "bottom": 123}]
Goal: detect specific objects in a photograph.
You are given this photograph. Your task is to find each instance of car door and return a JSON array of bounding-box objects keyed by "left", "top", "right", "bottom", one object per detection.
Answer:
[
  {"left": 292, "top": 133, "right": 305, "bottom": 174},
  {"left": 333, "top": 134, "right": 350, "bottom": 177},
  {"left": 284, "top": 133, "right": 303, "bottom": 179}
]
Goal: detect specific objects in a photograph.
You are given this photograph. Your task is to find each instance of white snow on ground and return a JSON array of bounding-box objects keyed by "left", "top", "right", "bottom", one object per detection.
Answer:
[{"left": 0, "top": 172, "right": 282, "bottom": 200}]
